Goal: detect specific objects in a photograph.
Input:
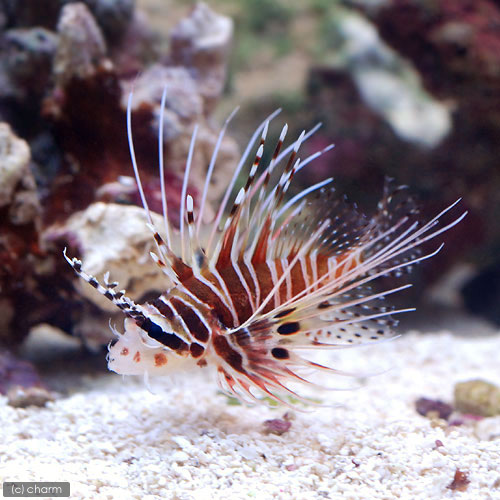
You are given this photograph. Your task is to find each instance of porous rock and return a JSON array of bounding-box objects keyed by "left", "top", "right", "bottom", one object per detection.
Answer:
[
  {"left": 0, "top": 122, "right": 39, "bottom": 224},
  {"left": 53, "top": 2, "right": 109, "bottom": 88},
  {"left": 45, "top": 202, "right": 172, "bottom": 312},
  {"left": 169, "top": 2, "right": 233, "bottom": 114},
  {"left": 1, "top": 28, "right": 58, "bottom": 99}
]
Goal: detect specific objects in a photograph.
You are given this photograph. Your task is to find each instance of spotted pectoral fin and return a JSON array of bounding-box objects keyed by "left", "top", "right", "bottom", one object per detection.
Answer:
[
  {"left": 231, "top": 275, "right": 405, "bottom": 352},
  {"left": 232, "top": 305, "right": 394, "bottom": 355},
  {"left": 212, "top": 284, "right": 404, "bottom": 408}
]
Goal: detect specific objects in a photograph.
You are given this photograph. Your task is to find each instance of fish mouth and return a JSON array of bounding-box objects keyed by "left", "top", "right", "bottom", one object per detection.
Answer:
[
  {"left": 108, "top": 337, "right": 119, "bottom": 348},
  {"left": 106, "top": 338, "right": 118, "bottom": 363}
]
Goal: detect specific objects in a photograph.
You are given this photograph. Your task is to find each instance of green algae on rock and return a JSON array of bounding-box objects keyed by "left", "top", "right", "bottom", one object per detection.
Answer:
[{"left": 454, "top": 379, "right": 500, "bottom": 417}]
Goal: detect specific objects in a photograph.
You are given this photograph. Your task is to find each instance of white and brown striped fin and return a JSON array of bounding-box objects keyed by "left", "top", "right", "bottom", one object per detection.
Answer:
[
  {"left": 205, "top": 129, "right": 342, "bottom": 271},
  {"left": 63, "top": 248, "right": 144, "bottom": 321},
  {"left": 205, "top": 111, "right": 281, "bottom": 255},
  {"left": 185, "top": 194, "right": 206, "bottom": 271},
  {"left": 194, "top": 105, "right": 240, "bottom": 242},
  {"left": 228, "top": 199, "right": 465, "bottom": 348},
  {"left": 211, "top": 203, "right": 465, "bottom": 406}
]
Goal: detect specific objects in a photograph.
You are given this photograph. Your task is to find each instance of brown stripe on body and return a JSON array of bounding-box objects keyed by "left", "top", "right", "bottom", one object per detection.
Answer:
[
  {"left": 289, "top": 256, "right": 332, "bottom": 297},
  {"left": 217, "top": 264, "right": 254, "bottom": 324},
  {"left": 250, "top": 256, "right": 332, "bottom": 315},
  {"left": 137, "top": 317, "right": 189, "bottom": 352},
  {"left": 180, "top": 275, "right": 235, "bottom": 327},
  {"left": 250, "top": 259, "right": 301, "bottom": 315},
  {"left": 333, "top": 252, "right": 360, "bottom": 278},
  {"left": 190, "top": 342, "right": 205, "bottom": 358},
  {"left": 175, "top": 254, "right": 337, "bottom": 334},
  {"left": 250, "top": 261, "right": 276, "bottom": 316},
  {"left": 213, "top": 334, "right": 245, "bottom": 373},
  {"left": 170, "top": 297, "right": 210, "bottom": 343},
  {"left": 239, "top": 260, "right": 258, "bottom": 301},
  {"left": 199, "top": 256, "right": 333, "bottom": 324},
  {"left": 273, "top": 259, "right": 288, "bottom": 305},
  {"left": 288, "top": 259, "right": 307, "bottom": 299},
  {"left": 151, "top": 297, "right": 175, "bottom": 321}
]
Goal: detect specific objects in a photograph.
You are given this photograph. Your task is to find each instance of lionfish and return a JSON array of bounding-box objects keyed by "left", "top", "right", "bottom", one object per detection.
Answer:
[{"left": 64, "top": 91, "right": 465, "bottom": 407}]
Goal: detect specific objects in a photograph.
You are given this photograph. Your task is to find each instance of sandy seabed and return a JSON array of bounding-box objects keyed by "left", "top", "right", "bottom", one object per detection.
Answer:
[{"left": 1, "top": 331, "right": 499, "bottom": 500}]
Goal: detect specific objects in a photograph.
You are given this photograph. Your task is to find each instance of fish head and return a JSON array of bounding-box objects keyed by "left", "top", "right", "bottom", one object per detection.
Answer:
[{"left": 107, "top": 317, "right": 190, "bottom": 376}]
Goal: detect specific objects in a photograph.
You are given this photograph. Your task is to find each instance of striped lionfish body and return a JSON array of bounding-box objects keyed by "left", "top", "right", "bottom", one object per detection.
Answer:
[{"left": 64, "top": 91, "right": 466, "bottom": 406}]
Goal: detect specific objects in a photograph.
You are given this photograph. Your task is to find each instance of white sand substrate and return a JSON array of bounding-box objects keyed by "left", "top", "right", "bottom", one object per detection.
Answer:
[{"left": 1, "top": 330, "right": 499, "bottom": 500}]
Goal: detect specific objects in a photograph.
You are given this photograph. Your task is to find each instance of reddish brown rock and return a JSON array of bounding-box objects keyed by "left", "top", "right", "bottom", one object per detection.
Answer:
[{"left": 0, "top": 2, "right": 236, "bottom": 348}]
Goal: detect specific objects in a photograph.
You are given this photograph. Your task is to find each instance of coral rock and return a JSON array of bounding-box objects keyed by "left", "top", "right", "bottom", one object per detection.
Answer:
[
  {"left": 0, "top": 124, "right": 40, "bottom": 345},
  {"left": 454, "top": 379, "right": 500, "bottom": 417},
  {"left": 169, "top": 2, "right": 233, "bottom": 114},
  {"left": 85, "top": 0, "right": 135, "bottom": 44},
  {"left": 123, "top": 64, "right": 239, "bottom": 220},
  {"left": 0, "top": 122, "right": 39, "bottom": 223},
  {"left": 415, "top": 397, "right": 454, "bottom": 420},
  {"left": 7, "top": 385, "right": 56, "bottom": 408},
  {"left": 53, "top": 3, "right": 109, "bottom": 88},
  {"left": 0, "top": 351, "right": 44, "bottom": 395},
  {"left": 45, "top": 202, "right": 172, "bottom": 312},
  {"left": 1, "top": 28, "right": 58, "bottom": 100}
]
